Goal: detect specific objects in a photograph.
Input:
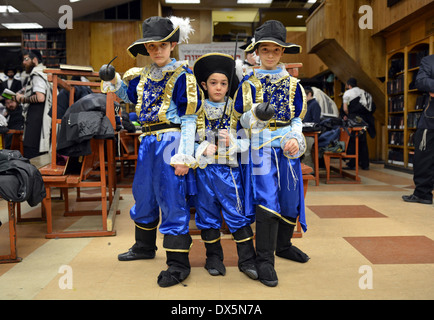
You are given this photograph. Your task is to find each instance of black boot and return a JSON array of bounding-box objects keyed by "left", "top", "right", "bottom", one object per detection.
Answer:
[
  {"left": 157, "top": 234, "right": 192, "bottom": 287},
  {"left": 276, "top": 218, "right": 310, "bottom": 263},
  {"left": 233, "top": 225, "right": 258, "bottom": 280},
  {"left": 202, "top": 228, "right": 226, "bottom": 276},
  {"left": 255, "top": 205, "right": 279, "bottom": 287},
  {"left": 118, "top": 219, "right": 158, "bottom": 261}
]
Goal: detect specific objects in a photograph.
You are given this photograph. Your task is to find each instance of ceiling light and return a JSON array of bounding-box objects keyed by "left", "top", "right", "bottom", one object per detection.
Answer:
[
  {"left": 2, "top": 23, "right": 43, "bottom": 29},
  {"left": 237, "top": 0, "right": 272, "bottom": 4},
  {"left": 0, "top": 5, "right": 19, "bottom": 13},
  {"left": 165, "top": 0, "right": 200, "bottom": 3},
  {"left": 70, "top": 0, "right": 81, "bottom": 2},
  {"left": 307, "top": 0, "right": 317, "bottom": 3},
  {"left": 296, "top": 15, "right": 304, "bottom": 19}
]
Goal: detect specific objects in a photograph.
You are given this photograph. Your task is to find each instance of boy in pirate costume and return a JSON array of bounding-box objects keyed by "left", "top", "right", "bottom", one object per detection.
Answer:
[
  {"left": 233, "top": 20, "right": 310, "bottom": 287},
  {"left": 192, "top": 53, "right": 257, "bottom": 280},
  {"left": 102, "top": 16, "right": 200, "bottom": 287}
]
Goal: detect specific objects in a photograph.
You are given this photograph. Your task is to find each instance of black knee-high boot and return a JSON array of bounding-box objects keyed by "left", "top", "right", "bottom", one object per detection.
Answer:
[
  {"left": 118, "top": 219, "right": 159, "bottom": 261},
  {"left": 233, "top": 225, "right": 258, "bottom": 280},
  {"left": 275, "top": 218, "right": 310, "bottom": 263},
  {"left": 255, "top": 205, "right": 279, "bottom": 287},
  {"left": 157, "top": 234, "right": 192, "bottom": 287},
  {"left": 202, "top": 228, "right": 226, "bottom": 276}
]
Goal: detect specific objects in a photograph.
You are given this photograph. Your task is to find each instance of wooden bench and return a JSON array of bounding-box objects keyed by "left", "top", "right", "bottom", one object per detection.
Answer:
[
  {"left": 0, "top": 200, "right": 21, "bottom": 264},
  {"left": 0, "top": 153, "right": 51, "bottom": 263},
  {"left": 40, "top": 68, "right": 119, "bottom": 239}
]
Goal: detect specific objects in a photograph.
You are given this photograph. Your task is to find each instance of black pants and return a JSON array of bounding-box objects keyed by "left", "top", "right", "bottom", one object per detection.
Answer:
[
  {"left": 347, "top": 130, "right": 370, "bottom": 169},
  {"left": 412, "top": 128, "right": 434, "bottom": 201}
]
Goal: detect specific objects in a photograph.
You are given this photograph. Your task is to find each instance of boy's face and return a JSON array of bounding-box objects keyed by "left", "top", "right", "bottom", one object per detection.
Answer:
[
  {"left": 144, "top": 41, "right": 176, "bottom": 67},
  {"left": 201, "top": 73, "right": 229, "bottom": 103},
  {"left": 256, "top": 43, "right": 284, "bottom": 70}
]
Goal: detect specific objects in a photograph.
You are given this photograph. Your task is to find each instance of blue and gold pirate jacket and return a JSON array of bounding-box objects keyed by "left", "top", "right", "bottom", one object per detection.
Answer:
[
  {"left": 233, "top": 64, "right": 307, "bottom": 157},
  {"left": 114, "top": 59, "right": 201, "bottom": 167},
  {"left": 195, "top": 98, "right": 249, "bottom": 169}
]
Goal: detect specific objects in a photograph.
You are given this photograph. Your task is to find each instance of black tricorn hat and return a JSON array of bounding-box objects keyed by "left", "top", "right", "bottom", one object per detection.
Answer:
[
  {"left": 245, "top": 20, "right": 301, "bottom": 54},
  {"left": 127, "top": 16, "right": 180, "bottom": 58},
  {"left": 193, "top": 53, "right": 239, "bottom": 98}
]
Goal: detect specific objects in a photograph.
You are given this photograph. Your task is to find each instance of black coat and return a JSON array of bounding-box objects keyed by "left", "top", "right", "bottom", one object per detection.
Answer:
[
  {"left": 57, "top": 93, "right": 115, "bottom": 157},
  {"left": 0, "top": 149, "right": 46, "bottom": 206}
]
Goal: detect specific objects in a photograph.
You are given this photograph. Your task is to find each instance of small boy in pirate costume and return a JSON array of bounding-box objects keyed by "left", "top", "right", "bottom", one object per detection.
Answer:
[
  {"left": 233, "top": 20, "right": 310, "bottom": 287},
  {"left": 192, "top": 53, "right": 257, "bottom": 280},
  {"left": 102, "top": 16, "right": 200, "bottom": 287}
]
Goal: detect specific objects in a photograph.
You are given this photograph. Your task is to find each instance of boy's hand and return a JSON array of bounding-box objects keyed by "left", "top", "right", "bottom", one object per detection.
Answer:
[
  {"left": 203, "top": 144, "right": 217, "bottom": 156},
  {"left": 218, "top": 129, "right": 230, "bottom": 147},
  {"left": 284, "top": 138, "right": 299, "bottom": 156},
  {"left": 174, "top": 164, "right": 189, "bottom": 176}
]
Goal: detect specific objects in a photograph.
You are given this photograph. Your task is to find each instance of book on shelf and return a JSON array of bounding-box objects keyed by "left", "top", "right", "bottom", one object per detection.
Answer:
[{"left": 59, "top": 64, "right": 94, "bottom": 72}]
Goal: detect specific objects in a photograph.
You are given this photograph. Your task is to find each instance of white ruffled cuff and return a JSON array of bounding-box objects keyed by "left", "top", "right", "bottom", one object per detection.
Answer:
[
  {"left": 170, "top": 153, "right": 198, "bottom": 169},
  {"left": 195, "top": 141, "right": 214, "bottom": 169},
  {"left": 101, "top": 72, "right": 122, "bottom": 93},
  {"left": 280, "top": 130, "right": 306, "bottom": 159}
]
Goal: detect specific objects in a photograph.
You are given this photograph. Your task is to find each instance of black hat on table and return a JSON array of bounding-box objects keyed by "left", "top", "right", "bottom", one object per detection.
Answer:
[
  {"left": 193, "top": 53, "right": 239, "bottom": 98},
  {"left": 245, "top": 20, "right": 301, "bottom": 54},
  {"left": 127, "top": 16, "right": 193, "bottom": 58}
]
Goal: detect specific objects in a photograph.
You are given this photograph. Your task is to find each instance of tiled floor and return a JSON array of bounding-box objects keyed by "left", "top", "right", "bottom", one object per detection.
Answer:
[{"left": 0, "top": 161, "right": 433, "bottom": 300}]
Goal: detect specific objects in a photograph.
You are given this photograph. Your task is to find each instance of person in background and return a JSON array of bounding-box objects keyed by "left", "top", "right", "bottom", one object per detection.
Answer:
[
  {"left": 0, "top": 66, "right": 22, "bottom": 102},
  {"left": 302, "top": 86, "right": 321, "bottom": 172},
  {"left": 342, "top": 77, "right": 374, "bottom": 170},
  {"left": 3, "top": 98, "right": 24, "bottom": 149},
  {"left": 14, "top": 50, "right": 52, "bottom": 159},
  {"left": 402, "top": 54, "right": 434, "bottom": 205}
]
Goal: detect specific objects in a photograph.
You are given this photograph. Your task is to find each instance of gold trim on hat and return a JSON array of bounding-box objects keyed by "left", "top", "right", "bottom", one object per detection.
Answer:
[
  {"left": 126, "top": 26, "right": 180, "bottom": 59},
  {"left": 245, "top": 40, "right": 302, "bottom": 54}
]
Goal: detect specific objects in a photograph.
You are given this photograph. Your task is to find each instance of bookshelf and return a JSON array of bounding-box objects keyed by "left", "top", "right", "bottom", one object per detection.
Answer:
[
  {"left": 385, "top": 36, "right": 433, "bottom": 171},
  {"left": 22, "top": 29, "right": 66, "bottom": 68}
]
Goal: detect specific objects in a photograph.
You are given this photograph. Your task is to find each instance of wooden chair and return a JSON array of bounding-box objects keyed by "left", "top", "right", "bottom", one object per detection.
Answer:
[
  {"left": 323, "top": 127, "right": 361, "bottom": 184},
  {"left": 39, "top": 68, "right": 120, "bottom": 239},
  {"left": 0, "top": 200, "right": 22, "bottom": 264},
  {"left": 116, "top": 130, "right": 139, "bottom": 185}
]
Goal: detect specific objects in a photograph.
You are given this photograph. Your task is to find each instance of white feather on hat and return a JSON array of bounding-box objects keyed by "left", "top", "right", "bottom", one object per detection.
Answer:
[{"left": 169, "top": 16, "right": 195, "bottom": 44}]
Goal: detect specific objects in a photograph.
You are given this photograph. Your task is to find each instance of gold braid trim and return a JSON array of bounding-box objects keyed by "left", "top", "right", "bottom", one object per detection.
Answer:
[
  {"left": 122, "top": 67, "right": 145, "bottom": 86},
  {"left": 158, "top": 66, "right": 186, "bottom": 123},
  {"left": 135, "top": 67, "right": 150, "bottom": 120},
  {"left": 288, "top": 76, "right": 298, "bottom": 121},
  {"left": 298, "top": 82, "right": 307, "bottom": 120}
]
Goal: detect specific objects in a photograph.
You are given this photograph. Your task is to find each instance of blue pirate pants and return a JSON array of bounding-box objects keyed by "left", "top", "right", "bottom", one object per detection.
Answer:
[
  {"left": 130, "top": 132, "right": 191, "bottom": 236},
  {"left": 195, "top": 164, "right": 251, "bottom": 234}
]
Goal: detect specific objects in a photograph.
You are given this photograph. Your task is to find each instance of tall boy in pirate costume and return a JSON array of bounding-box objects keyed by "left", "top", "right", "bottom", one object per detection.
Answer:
[
  {"left": 102, "top": 16, "right": 200, "bottom": 287},
  {"left": 233, "top": 20, "right": 309, "bottom": 287},
  {"left": 192, "top": 53, "right": 257, "bottom": 280}
]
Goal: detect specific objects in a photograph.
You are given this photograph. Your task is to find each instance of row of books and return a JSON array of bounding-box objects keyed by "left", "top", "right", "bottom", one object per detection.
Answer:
[
  {"left": 387, "top": 113, "right": 422, "bottom": 129},
  {"left": 387, "top": 150, "right": 404, "bottom": 166},
  {"left": 388, "top": 95, "right": 404, "bottom": 112},
  {"left": 388, "top": 131, "right": 404, "bottom": 146},
  {"left": 387, "top": 74, "right": 404, "bottom": 94},
  {"left": 407, "top": 112, "right": 421, "bottom": 128},
  {"left": 414, "top": 93, "right": 431, "bottom": 110},
  {"left": 388, "top": 116, "right": 404, "bottom": 130}
]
